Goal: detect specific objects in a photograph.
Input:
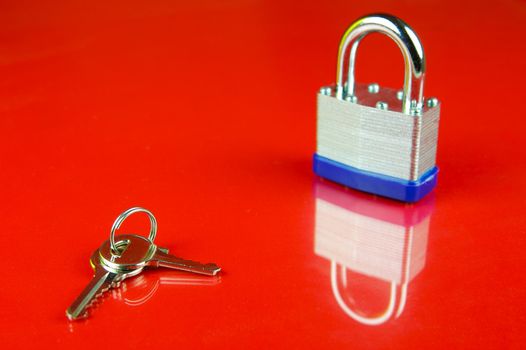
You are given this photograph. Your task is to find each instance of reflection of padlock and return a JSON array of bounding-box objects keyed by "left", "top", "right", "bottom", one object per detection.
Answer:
[
  {"left": 314, "top": 179, "right": 434, "bottom": 325},
  {"left": 314, "top": 14, "right": 441, "bottom": 202}
]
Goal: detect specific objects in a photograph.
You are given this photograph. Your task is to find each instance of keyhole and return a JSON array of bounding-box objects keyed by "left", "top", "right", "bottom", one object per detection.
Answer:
[{"left": 112, "top": 239, "right": 131, "bottom": 257}]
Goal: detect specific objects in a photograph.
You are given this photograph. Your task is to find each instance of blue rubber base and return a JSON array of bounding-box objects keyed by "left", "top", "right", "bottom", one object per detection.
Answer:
[{"left": 313, "top": 154, "right": 438, "bottom": 203}]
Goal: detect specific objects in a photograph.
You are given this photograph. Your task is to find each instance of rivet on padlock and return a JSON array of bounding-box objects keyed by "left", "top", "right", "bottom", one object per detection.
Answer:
[{"left": 313, "top": 14, "right": 441, "bottom": 202}]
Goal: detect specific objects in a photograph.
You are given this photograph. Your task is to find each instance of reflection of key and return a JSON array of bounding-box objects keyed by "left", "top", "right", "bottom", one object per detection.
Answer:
[
  {"left": 66, "top": 207, "right": 221, "bottom": 320},
  {"left": 112, "top": 272, "right": 221, "bottom": 306}
]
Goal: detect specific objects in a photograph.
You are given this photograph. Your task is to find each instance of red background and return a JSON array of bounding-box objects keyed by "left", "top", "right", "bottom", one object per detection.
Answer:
[{"left": 1, "top": 0, "right": 525, "bottom": 348}]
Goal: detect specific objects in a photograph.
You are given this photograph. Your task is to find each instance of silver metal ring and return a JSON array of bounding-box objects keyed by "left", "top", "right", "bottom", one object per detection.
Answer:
[
  {"left": 110, "top": 207, "right": 157, "bottom": 253},
  {"left": 336, "top": 14, "right": 426, "bottom": 114}
]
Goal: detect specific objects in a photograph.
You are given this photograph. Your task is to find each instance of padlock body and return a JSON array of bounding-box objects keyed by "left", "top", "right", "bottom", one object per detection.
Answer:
[{"left": 314, "top": 83, "right": 440, "bottom": 202}]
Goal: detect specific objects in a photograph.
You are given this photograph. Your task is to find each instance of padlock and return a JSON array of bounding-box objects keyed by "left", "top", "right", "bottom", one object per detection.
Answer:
[
  {"left": 314, "top": 179, "right": 435, "bottom": 325},
  {"left": 314, "top": 14, "right": 441, "bottom": 202}
]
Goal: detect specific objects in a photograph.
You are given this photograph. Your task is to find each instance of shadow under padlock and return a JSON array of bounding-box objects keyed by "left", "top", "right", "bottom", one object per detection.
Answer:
[{"left": 314, "top": 179, "right": 435, "bottom": 326}]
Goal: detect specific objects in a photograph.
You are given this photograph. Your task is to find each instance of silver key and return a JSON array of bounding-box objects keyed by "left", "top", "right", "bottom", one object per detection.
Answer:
[
  {"left": 66, "top": 242, "right": 172, "bottom": 320},
  {"left": 147, "top": 249, "right": 220, "bottom": 275},
  {"left": 99, "top": 234, "right": 221, "bottom": 276},
  {"left": 66, "top": 207, "right": 221, "bottom": 320},
  {"left": 66, "top": 248, "right": 121, "bottom": 320},
  {"left": 100, "top": 207, "right": 220, "bottom": 276}
]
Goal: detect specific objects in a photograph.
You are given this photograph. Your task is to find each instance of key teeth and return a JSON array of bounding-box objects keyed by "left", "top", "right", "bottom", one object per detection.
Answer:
[{"left": 79, "top": 280, "right": 121, "bottom": 318}]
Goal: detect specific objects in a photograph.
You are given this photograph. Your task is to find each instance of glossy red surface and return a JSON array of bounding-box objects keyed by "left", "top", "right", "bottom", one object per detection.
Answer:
[{"left": 1, "top": 0, "right": 525, "bottom": 348}]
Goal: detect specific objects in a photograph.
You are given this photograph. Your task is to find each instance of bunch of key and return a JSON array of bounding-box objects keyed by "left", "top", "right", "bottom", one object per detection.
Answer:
[{"left": 66, "top": 207, "right": 221, "bottom": 320}]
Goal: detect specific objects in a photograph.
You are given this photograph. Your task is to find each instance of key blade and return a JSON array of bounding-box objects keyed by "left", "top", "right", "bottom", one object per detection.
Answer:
[
  {"left": 66, "top": 267, "right": 119, "bottom": 320},
  {"left": 149, "top": 250, "right": 221, "bottom": 276}
]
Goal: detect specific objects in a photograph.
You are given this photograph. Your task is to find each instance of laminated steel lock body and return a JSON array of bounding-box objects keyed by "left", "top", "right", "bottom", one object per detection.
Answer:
[{"left": 314, "top": 14, "right": 441, "bottom": 202}]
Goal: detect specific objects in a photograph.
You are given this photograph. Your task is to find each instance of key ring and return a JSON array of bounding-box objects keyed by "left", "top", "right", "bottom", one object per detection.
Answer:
[{"left": 110, "top": 207, "right": 157, "bottom": 254}]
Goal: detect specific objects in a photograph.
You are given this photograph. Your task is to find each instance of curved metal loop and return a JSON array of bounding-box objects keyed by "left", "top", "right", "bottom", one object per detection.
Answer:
[
  {"left": 109, "top": 207, "right": 157, "bottom": 254},
  {"left": 336, "top": 14, "right": 426, "bottom": 115}
]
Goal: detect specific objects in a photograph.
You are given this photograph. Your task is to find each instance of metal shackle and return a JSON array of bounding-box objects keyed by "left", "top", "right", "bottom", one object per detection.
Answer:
[{"left": 336, "top": 14, "right": 426, "bottom": 115}]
